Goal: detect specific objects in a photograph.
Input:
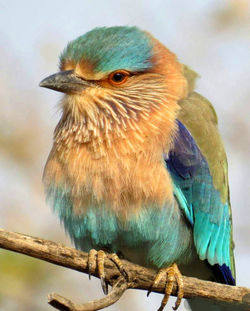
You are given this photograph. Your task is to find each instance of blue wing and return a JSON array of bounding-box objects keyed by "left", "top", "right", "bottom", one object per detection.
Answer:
[{"left": 165, "top": 120, "right": 235, "bottom": 285}]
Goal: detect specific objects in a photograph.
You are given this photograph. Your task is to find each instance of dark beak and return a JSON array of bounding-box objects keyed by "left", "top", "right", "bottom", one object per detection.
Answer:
[{"left": 39, "top": 70, "right": 90, "bottom": 94}]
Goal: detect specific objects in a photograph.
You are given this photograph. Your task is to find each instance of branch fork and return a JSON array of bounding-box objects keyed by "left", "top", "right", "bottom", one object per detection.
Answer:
[
  {"left": 48, "top": 276, "right": 128, "bottom": 311},
  {"left": 0, "top": 228, "right": 249, "bottom": 311}
]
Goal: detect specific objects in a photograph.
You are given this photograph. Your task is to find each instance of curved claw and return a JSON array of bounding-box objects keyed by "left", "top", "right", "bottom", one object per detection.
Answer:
[
  {"left": 97, "top": 250, "right": 109, "bottom": 294},
  {"left": 149, "top": 263, "right": 184, "bottom": 311},
  {"left": 87, "top": 249, "right": 129, "bottom": 296},
  {"left": 147, "top": 285, "right": 153, "bottom": 297},
  {"left": 100, "top": 276, "right": 109, "bottom": 295},
  {"left": 88, "top": 249, "right": 108, "bottom": 293}
]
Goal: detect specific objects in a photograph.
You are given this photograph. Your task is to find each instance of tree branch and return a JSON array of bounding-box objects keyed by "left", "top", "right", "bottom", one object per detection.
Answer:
[
  {"left": 48, "top": 277, "right": 128, "bottom": 311},
  {"left": 0, "top": 228, "right": 249, "bottom": 311}
]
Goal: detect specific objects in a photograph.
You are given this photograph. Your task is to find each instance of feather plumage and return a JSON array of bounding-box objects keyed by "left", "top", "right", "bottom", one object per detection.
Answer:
[{"left": 41, "top": 26, "right": 235, "bottom": 311}]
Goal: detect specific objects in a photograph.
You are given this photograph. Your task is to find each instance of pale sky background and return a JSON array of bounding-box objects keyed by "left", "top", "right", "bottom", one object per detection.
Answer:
[{"left": 0, "top": 1, "right": 250, "bottom": 310}]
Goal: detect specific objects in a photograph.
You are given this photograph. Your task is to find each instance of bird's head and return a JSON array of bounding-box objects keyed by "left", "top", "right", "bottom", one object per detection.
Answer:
[{"left": 40, "top": 26, "right": 187, "bottom": 156}]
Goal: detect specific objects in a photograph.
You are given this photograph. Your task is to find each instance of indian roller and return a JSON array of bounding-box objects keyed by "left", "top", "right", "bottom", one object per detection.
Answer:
[{"left": 40, "top": 26, "right": 235, "bottom": 311}]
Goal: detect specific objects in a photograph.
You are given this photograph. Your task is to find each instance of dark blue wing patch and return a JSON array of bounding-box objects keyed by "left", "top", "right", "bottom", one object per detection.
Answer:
[
  {"left": 166, "top": 121, "right": 205, "bottom": 180},
  {"left": 212, "top": 264, "right": 235, "bottom": 285}
]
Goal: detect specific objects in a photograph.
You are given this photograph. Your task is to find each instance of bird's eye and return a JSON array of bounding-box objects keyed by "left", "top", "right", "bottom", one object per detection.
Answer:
[{"left": 108, "top": 70, "right": 130, "bottom": 86}]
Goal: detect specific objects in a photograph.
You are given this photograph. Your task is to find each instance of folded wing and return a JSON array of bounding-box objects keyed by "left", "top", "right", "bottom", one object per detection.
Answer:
[{"left": 165, "top": 90, "right": 235, "bottom": 285}]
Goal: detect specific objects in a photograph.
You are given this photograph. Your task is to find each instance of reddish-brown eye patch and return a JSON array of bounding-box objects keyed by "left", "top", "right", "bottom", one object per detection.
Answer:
[{"left": 108, "top": 70, "right": 130, "bottom": 86}]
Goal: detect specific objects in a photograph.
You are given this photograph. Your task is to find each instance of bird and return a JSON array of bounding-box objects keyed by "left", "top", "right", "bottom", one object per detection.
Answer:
[{"left": 40, "top": 26, "right": 235, "bottom": 311}]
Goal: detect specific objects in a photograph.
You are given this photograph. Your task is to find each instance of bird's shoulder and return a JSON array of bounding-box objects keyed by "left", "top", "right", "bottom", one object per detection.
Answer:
[{"left": 177, "top": 91, "right": 228, "bottom": 202}]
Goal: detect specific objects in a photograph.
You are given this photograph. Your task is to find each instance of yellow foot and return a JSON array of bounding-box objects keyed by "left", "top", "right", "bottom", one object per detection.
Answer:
[
  {"left": 88, "top": 249, "right": 129, "bottom": 295},
  {"left": 147, "top": 263, "right": 184, "bottom": 311}
]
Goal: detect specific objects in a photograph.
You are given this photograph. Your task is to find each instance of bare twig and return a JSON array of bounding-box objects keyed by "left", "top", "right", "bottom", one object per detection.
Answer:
[
  {"left": 0, "top": 228, "right": 250, "bottom": 311},
  {"left": 48, "top": 277, "right": 128, "bottom": 311}
]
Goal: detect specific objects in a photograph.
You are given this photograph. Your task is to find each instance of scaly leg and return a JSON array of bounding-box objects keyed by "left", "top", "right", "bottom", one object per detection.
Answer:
[
  {"left": 148, "top": 263, "right": 184, "bottom": 311},
  {"left": 88, "top": 249, "right": 129, "bottom": 295}
]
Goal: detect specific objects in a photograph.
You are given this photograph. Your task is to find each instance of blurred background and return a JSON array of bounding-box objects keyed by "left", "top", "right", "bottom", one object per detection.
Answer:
[{"left": 0, "top": 0, "right": 249, "bottom": 310}]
